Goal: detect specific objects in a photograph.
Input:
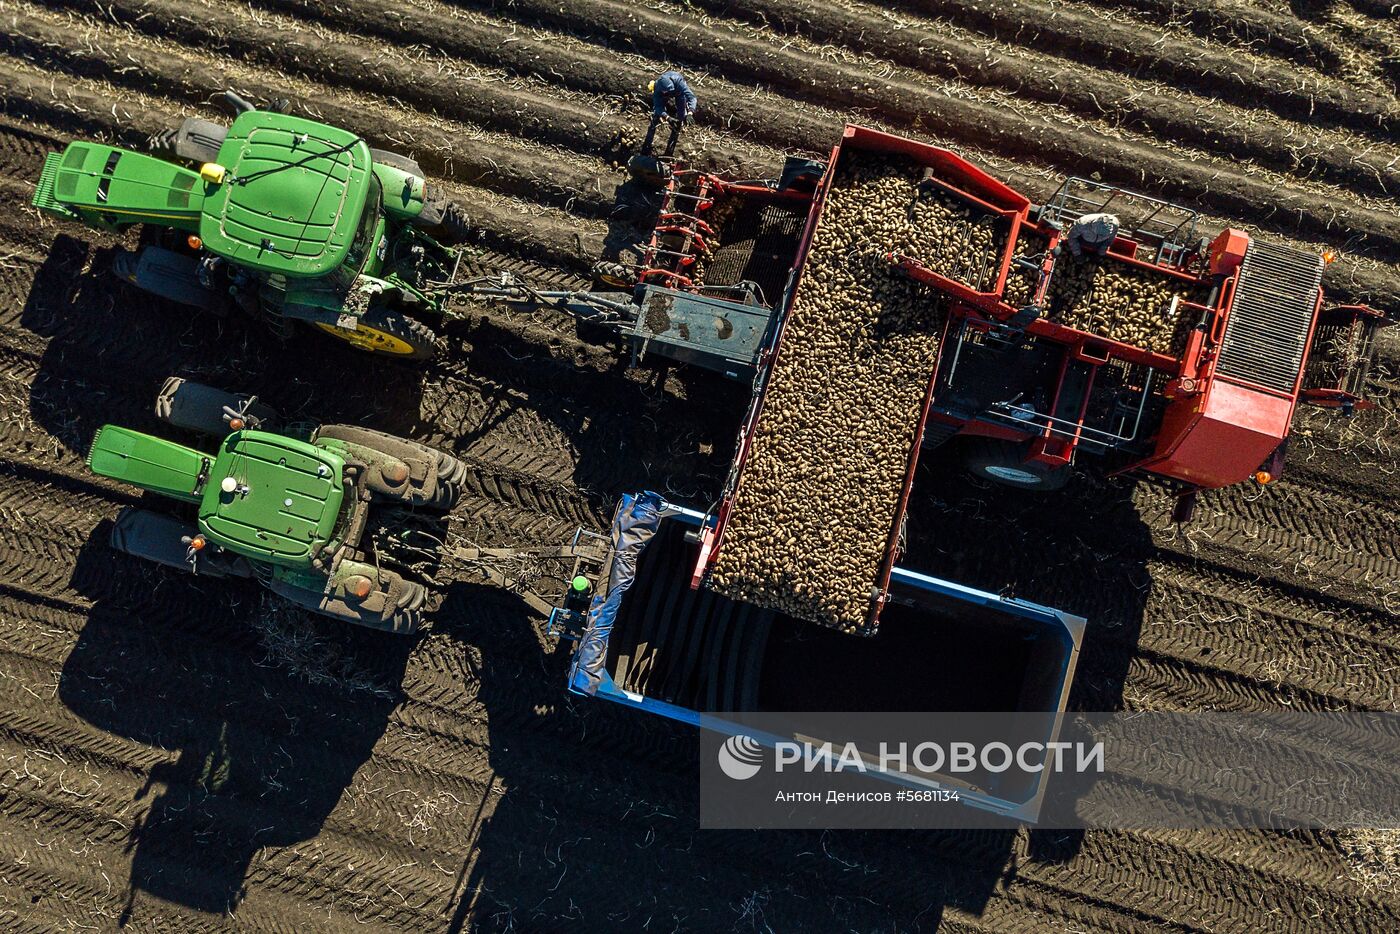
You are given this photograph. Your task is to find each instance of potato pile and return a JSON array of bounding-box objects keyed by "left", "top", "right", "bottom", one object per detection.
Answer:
[
  {"left": 1045, "top": 253, "right": 1200, "bottom": 354},
  {"left": 895, "top": 173, "right": 1009, "bottom": 293},
  {"left": 708, "top": 153, "right": 951, "bottom": 635}
]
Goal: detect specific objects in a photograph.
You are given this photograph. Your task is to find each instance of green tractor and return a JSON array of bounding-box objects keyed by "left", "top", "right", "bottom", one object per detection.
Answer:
[
  {"left": 32, "top": 92, "right": 470, "bottom": 360},
  {"left": 87, "top": 377, "right": 469, "bottom": 633}
]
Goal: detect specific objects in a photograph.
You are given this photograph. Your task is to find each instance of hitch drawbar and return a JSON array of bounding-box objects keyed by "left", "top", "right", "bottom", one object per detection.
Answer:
[{"left": 435, "top": 271, "right": 637, "bottom": 323}]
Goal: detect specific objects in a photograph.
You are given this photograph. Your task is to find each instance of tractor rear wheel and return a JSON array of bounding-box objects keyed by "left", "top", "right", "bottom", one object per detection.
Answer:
[
  {"left": 315, "top": 424, "right": 467, "bottom": 511},
  {"left": 416, "top": 196, "right": 472, "bottom": 246},
  {"left": 311, "top": 307, "right": 443, "bottom": 361},
  {"left": 265, "top": 571, "right": 427, "bottom": 635},
  {"left": 961, "top": 438, "right": 1070, "bottom": 491},
  {"left": 369, "top": 149, "right": 424, "bottom": 176}
]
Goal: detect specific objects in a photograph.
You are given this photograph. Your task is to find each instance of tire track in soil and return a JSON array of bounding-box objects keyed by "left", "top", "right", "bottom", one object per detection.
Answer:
[
  {"left": 910, "top": 484, "right": 1400, "bottom": 711},
  {"left": 688, "top": 0, "right": 1400, "bottom": 203},
  {"left": 469, "top": 0, "right": 1400, "bottom": 263},
  {"left": 2, "top": 0, "right": 1399, "bottom": 929}
]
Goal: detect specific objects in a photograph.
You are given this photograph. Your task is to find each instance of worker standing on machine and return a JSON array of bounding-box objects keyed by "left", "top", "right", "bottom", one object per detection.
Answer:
[
  {"left": 1066, "top": 212, "right": 1121, "bottom": 258},
  {"left": 642, "top": 71, "right": 698, "bottom": 156}
]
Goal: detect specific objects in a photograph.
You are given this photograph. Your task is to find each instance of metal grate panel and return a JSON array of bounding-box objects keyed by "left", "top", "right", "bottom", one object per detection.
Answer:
[
  {"left": 704, "top": 203, "right": 805, "bottom": 303},
  {"left": 1216, "top": 241, "right": 1322, "bottom": 392}
]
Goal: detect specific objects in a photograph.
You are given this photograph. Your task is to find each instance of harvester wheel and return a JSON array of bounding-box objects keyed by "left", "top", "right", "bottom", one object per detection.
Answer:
[
  {"left": 311, "top": 307, "right": 443, "bottom": 361},
  {"left": 961, "top": 438, "right": 1070, "bottom": 491},
  {"left": 627, "top": 154, "right": 670, "bottom": 188},
  {"left": 592, "top": 260, "right": 638, "bottom": 289}
]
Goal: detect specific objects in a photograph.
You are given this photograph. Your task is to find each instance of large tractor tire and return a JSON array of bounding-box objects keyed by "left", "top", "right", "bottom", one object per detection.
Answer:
[
  {"left": 155, "top": 376, "right": 280, "bottom": 436},
  {"left": 369, "top": 149, "right": 471, "bottom": 245},
  {"left": 314, "top": 424, "right": 467, "bottom": 511},
  {"left": 369, "top": 149, "right": 423, "bottom": 176},
  {"left": 311, "top": 306, "right": 443, "bottom": 361},
  {"left": 415, "top": 196, "right": 472, "bottom": 246},
  {"left": 110, "top": 508, "right": 253, "bottom": 579},
  {"left": 961, "top": 438, "right": 1070, "bottom": 492},
  {"left": 265, "top": 567, "right": 427, "bottom": 635}
]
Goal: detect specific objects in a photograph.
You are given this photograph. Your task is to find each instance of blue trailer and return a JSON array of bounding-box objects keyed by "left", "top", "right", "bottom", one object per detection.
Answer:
[{"left": 545, "top": 493, "right": 1085, "bottom": 824}]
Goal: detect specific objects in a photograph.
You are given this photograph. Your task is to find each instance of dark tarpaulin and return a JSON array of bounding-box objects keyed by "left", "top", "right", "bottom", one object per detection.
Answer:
[{"left": 571, "top": 491, "right": 677, "bottom": 694}]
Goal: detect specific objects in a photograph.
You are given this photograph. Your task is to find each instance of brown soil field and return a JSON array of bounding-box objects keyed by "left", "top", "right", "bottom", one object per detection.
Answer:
[{"left": 0, "top": 0, "right": 1399, "bottom": 930}]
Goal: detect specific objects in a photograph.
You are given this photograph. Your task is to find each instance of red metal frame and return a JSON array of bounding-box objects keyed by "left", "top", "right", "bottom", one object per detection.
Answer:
[
  {"left": 636, "top": 171, "right": 816, "bottom": 292},
  {"left": 693, "top": 123, "right": 1347, "bottom": 623}
]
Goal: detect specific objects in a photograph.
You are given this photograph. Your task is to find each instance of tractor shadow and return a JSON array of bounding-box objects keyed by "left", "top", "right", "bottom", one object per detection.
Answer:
[
  {"left": 22, "top": 228, "right": 430, "bottom": 922},
  {"left": 428, "top": 459, "right": 1154, "bottom": 931},
  {"left": 21, "top": 233, "right": 427, "bottom": 459},
  {"left": 430, "top": 584, "right": 961, "bottom": 933},
  {"left": 59, "top": 521, "right": 414, "bottom": 922},
  {"left": 433, "top": 315, "right": 748, "bottom": 511}
]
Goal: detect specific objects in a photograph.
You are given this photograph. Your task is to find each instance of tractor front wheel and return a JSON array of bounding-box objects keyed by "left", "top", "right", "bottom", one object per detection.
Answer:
[
  {"left": 311, "top": 307, "right": 443, "bottom": 361},
  {"left": 961, "top": 438, "right": 1070, "bottom": 492}
]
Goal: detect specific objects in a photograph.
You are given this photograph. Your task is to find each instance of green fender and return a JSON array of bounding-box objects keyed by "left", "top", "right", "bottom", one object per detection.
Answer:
[{"left": 372, "top": 161, "right": 426, "bottom": 222}]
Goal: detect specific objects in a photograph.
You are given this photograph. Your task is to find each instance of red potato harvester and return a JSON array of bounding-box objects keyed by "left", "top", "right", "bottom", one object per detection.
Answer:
[{"left": 692, "top": 125, "right": 1387, "bottom": 629}]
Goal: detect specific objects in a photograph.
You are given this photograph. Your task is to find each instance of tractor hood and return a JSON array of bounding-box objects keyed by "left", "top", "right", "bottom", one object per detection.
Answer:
[
  {"left": 199, "top": 111, "right": 373, "bottom": 278},
  {"left": 198, "top": 430, "right": 347, "bottom": 568},
  {"left": 87, "top": 425, "right": 206, "bottom": 503},
  {"left": 34, "top": 143, "right": 204, "bottom": 231}
]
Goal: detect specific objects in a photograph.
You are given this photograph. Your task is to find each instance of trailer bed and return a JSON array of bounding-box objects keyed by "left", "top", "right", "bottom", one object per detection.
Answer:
[
  {"left": 705, "top": 126, "right": 1030, "bottom": 635},
  {"left": 572, "top": 501, "right": 1085, "bottom": 823}
]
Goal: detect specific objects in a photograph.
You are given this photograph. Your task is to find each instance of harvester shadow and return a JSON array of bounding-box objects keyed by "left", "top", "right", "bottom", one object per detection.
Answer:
[
  {"left": 905, "top": 448, "right": 1154, "bottom": 867},
  {"left": 60, "top": 523, "right": 413, "bottom": 922},
  {"left": 434, "top": 316, "right": 748, "bottom": 509},
  {"left": 433, "top": 591, "right": 1021, "bottom": 930}
]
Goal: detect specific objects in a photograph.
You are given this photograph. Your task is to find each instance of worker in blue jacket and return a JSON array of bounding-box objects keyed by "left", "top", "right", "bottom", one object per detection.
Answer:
[
  {"left": 642, "top": 71, "right": 698, "bottom": 155},
  {"left": 652, "top": 71, "right": 698, "bottom": 123}
]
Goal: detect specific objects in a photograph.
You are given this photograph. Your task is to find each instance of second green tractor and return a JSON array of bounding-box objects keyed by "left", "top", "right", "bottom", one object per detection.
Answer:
[{"left": 89, "top": 377, "right": 468, "bottom": 633}]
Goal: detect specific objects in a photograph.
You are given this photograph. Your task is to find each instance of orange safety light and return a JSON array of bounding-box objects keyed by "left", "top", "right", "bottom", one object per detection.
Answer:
[
  {"left": 189, "top": 535, "right": 207, "bottom": 551},
  {"left": 1322, "top": 250, "right": 1337, "bottom": 265},
  {"left": 187, "top": 234, "right": 203, "bottom": 250},
  {"left": 227, "top": 417, "right": 245, "bottom": 430},
  {"left": 347, "top": 575, "right": 373, "bottom": 598},
  {"left": 1253, "top": 471, "right": 1273, "bottom": 484}
]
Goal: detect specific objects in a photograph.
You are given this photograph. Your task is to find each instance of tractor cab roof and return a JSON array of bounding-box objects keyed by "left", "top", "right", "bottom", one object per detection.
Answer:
[
  {"left": 199, "top": 111, "right": 374, "bottom": 278},
  {"left": 198, "top": 430, "right": 347, "bottom": 568}
]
